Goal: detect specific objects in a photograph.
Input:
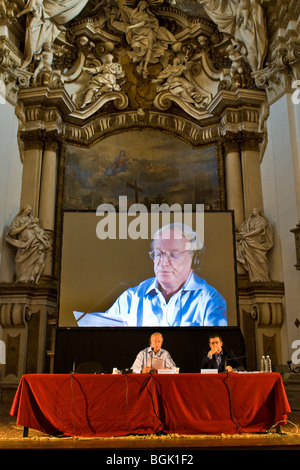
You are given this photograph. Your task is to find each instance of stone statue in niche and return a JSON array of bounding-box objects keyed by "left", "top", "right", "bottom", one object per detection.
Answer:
[
  {"left": 80, "top": 54, "right": 125, "bottom": 108},
  {"left": 235, "top": 207, "right": 273, "bottom": 282},
  {"left": 6, "top": 205, "right": 51, "bottom": 284},
  {"left": 198, "top": 0, "right": 268, "bottom": 72},
  {"left": 109, "top": 0, "right": 176, "bottom": 79},
  {"left": 152, "top": 57, "right": 209, "bottom": 109}
]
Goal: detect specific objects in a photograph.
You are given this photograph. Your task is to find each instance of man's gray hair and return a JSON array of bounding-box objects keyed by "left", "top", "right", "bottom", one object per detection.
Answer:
[{"left": 151, "top": 223, "right": 203, "bottom": 251}]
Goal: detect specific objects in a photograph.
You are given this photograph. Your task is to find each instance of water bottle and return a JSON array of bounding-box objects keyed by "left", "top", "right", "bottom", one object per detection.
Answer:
[
  {"left": 260, "top": 355, "right": 266, "bottom": 372},
  {"left": 266, "top": 355, "right": 272, "bottom": 372}
]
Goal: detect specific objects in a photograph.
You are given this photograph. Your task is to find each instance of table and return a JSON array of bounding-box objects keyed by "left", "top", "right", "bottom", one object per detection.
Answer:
[{"left": 10, "top": 373, "right": 291, "bottom": 437}]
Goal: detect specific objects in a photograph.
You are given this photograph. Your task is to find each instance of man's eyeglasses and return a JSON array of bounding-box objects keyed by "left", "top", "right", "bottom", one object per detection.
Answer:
[{"left": 149, "top": 250, "right": 190, "bottom": 263}]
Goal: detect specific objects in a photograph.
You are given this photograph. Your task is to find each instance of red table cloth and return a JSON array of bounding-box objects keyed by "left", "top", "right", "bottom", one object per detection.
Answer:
[{"left": 10, "top": 372, "right": 291, "bottom": 437}]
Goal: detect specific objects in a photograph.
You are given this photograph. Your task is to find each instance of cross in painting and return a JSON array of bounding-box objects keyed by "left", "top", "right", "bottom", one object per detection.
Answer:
[{"left": 126, "top": 179, "right": 143, "bottom": 203}]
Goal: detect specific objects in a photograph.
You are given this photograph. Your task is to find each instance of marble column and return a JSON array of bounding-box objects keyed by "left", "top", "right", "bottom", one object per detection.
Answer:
[
  {"left": 240, "top": 132, "right": 264, "bottom": 218},
  {"left": 19, "top": 130, "right": 44, "bottom": 216},
  {"left": 224, "top": 135, "right": 246, "bottom": 275},
  {"left": 224, "top": 136, "right": 245, "bottom": 227},
  {"left": 39, "top": 133, "right": 59, "bottom": 231},
  {"left": 38, "top": 132, "right": 60, "bottom": 277}
]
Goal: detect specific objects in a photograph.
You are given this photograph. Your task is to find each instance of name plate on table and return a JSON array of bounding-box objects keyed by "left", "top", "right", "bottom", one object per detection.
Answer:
[
  {"left": 201, "top": 369, "right": 218, "bottom": 374},
  {"left": 157, "top": 369, "right": 176, "bottom": 374}
]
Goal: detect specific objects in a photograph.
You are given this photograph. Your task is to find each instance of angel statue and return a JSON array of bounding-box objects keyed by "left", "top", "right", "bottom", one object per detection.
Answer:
[
  {"left": 31, "top": 42, "right": 53, "bottom": 83},
  {"left": 152, "top": 57, "right": 210, "bottom": 109},
  {"left": 109, "top": 0, "right": 176, "bottom": 79},
  {"left": 226, "top": 42, "right": 246, "bottom": 87},
  {"left": 198, "top": 0, "right": 268, "bottom": 72},
  {"left": 16, "top": 0, "right": 89, "bottom": 69},
  {"left": 80, "top": 54, "right": 125, "bottom": 108}
]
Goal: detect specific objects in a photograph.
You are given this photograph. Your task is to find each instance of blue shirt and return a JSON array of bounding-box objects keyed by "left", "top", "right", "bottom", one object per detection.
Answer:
[
  {"left": 131, "top": 347, "right": 176, "bottom": 373},
  {"left": 106, "top": 272, "right": 227, "bottom": 327}
]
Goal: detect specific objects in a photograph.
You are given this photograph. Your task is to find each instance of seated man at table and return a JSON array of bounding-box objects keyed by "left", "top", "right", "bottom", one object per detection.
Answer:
[
  {"left": 201, "top": 334, "right": 244, "bottom": 373},
  {"left": 131, "top": 332, "right": 176, "bottom": 373}
]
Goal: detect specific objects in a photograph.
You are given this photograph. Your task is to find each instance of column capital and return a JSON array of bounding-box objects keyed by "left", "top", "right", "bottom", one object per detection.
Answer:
[
  {"left": 44, "top": 131, "right": 61, "bottom": 152},
  {"left": 20, "top": 130, "right": 44, "bottom": 151},
  {"left": 223, "top": 133, "right": 240, "bottom": 153},
  {"left": 240, "top": 131, "right": 263, "bottom": 152}
]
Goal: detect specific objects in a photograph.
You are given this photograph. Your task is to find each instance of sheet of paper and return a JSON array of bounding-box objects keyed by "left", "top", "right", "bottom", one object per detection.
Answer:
[{"left": 73, "top": 311, "right": 127, "bottom": 326}]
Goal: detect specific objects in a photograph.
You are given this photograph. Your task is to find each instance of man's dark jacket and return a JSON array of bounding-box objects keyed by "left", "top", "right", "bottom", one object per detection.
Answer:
[{"left": 201, "top": 347, "right": 244, "bottom": 372}]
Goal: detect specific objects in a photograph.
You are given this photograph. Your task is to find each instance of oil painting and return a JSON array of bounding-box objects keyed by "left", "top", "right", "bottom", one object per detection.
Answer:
[{"left": 63, "top": 130, "right": 221, "bottom": 211}]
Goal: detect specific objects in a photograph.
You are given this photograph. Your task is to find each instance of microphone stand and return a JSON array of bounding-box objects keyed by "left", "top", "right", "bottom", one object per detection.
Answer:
[
  {"left": 224, "top": 355, "right": 246, "bottom": 372},
  {"left": 150, "top": 347, "right": 154, "bottom": 373}
]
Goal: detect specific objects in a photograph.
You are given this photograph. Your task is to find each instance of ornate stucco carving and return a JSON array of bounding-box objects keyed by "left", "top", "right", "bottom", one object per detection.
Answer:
[
  {"left": 64, "top": 3, "right": 223, "bottom": 118},
  {"left": 15, "top": 0, "right": 89, "bottom": 70},
  {"left": 197, "top": 0, "right": 268, "bottom": 72},
  {"left": 8, "top": 0, "right": 269, "bottom": 121},
  {"left": 2, "top": 0, "right": 299, "bottom": 110},
  {"left": 253, "top": 0, "right": 300, "bottom": 103},
  {"left": 80, "top": 53, "right": 125, "bottom": 107}
]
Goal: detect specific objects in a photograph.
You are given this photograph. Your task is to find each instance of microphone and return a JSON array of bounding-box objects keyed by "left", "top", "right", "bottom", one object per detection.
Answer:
[
  {"left": 150, "top": 347, "right": 154, "bottom": 373},
  {"left": 224, "top": 355, "right": 246, "bottom": 371}
]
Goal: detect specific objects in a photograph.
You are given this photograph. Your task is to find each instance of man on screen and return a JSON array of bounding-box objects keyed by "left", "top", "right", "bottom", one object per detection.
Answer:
[
  {"left": 75, "top": 223, "right": 227, "bottom": 326},
  {"left": 79, "top": 223, "right": 227, "bottom": 326},
  {"left": 131, "top": 332, "right": 176, "bottom": 373}
]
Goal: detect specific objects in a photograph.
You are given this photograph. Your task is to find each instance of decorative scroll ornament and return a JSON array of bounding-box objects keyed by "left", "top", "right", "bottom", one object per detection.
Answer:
[
  {"left": 152, "top": 56, "right": 211, "bottom": 117},
  {"left": 69, "top": 91, "right": 129, "bottom": 120}
]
